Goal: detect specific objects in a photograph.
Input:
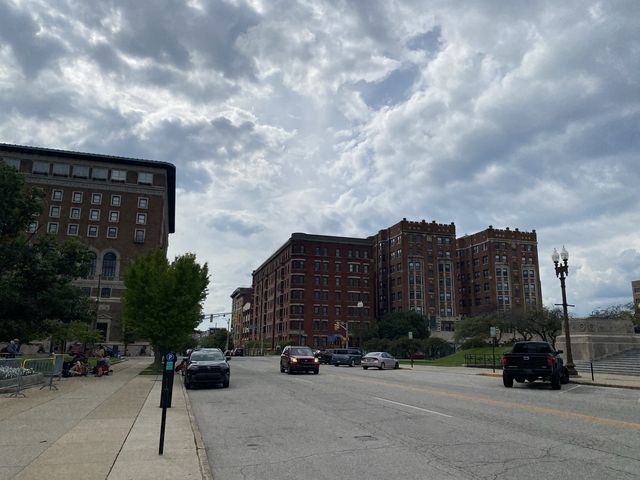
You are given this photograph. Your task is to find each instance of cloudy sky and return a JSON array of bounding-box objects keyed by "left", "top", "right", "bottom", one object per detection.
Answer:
[{"left": 1, "top": 0, "right": 639, "bottom": 327}]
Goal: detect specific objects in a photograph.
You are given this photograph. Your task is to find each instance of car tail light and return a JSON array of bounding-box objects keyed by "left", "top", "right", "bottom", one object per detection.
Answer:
[
  {"left": 546, "top": 355, "right": 554, "bottom": 368},
  {"left": 501, "top": 356, "right": 508, "bottom": 367}
]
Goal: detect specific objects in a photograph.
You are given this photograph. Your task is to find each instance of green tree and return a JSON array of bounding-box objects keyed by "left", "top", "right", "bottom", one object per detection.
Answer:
[
  {"left": 123, "top": 250, "right": 208, "bottom": 366},
  {"left": 200, "top": 330, "right": 232, "bottom": 350},
  {"left": 453, "top": 314, "right": 494, "bottom": 343},
  {"left": 376, "top": 311, "right": 430, "bottom": 340},
  {"left": 1, "top": 163, "right": 93, "bottom": 341},
  {"left": 590, "top": 302, "right": 638, "bottom": 325},
  {"left": 526, "top": 306, "right": 562, "bottom": 347},
  {"left": 422, "top": 337, "right": 453, "bottom": 359}
]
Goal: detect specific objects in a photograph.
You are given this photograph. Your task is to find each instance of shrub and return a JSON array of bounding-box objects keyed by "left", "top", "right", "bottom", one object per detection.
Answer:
[{"left": 460, "top": 337, "right": 489, "bottom": 350}]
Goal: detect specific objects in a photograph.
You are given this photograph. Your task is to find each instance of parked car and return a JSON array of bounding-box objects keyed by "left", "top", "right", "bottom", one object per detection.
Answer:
[
  {"left": 501, "top": 341, "right": 569, "bottom": 390},
  {"left": 232, "top": 348, "right": 244, "bottom": 356},
  {"left": 361, "top": 352, "right": 400, "bottom": 370},
  {"left": 184, "top": 348, "right": 230, "bottom": 389},
  {"left": 331, "top": 348, "right": 362, "bottom": 367},
  {"left": 316, "top": 349, "right": 334, "bottom": 364},
  {"left": 280, "top": 345, "right": 319, "bottom": 374}
]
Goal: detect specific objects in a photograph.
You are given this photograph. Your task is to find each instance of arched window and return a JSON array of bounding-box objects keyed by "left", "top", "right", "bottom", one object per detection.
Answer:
[
  {"left": 102, "top": 252, "right": 117, "bottom": 278},
  {"left": 86, "top": 252, "right": 97, "bottom": 277}
]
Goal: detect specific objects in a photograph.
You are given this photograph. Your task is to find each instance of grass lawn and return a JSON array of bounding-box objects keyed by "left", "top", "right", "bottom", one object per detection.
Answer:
[
  {"left": 399, "top": 346, "right": 512, "bottom": 367},
  {"left": 139, "top": 363, "right": 163, "bottom": 375}
]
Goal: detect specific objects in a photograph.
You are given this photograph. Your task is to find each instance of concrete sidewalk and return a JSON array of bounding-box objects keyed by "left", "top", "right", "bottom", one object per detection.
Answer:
[{"left": 0, "top": 358, "right": 211, "bottom": 480}]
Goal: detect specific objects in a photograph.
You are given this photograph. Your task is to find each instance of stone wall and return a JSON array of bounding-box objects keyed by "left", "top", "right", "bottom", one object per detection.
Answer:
[{"left": 556, "top": 317, "right": 639, "bottom": 361}]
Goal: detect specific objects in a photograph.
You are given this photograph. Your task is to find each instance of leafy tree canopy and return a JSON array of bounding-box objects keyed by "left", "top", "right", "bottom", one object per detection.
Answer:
[
  {"left": 0, "top": 163, "right": 93, "bottom": 341},
  {"left": 376, "top": 310, "right": 430, "bottom": 340},
  {"left": 123, "top": 250, "right": 208, "bottom": 364}
]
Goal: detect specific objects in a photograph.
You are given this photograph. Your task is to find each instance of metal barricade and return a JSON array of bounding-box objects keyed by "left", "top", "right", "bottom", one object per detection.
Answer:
[
  {"left": 0, "top": 356, "right": 27, "bottom": 397},
  {"left": 22, "top": 357, "right": 59, "bottom": 391}
]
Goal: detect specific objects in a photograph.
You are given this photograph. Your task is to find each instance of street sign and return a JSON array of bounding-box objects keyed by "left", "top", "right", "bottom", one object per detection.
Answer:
[{"left": 490, "top": 326, "right": 496, "bottom": 337}]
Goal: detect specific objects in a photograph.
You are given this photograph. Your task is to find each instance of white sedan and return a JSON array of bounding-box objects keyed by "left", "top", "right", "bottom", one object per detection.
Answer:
[{"left": 361, "top": 352, "right": 400, "bottom": 370}]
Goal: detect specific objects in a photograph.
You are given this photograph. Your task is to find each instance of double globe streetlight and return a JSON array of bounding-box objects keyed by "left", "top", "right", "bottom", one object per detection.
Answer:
[{"left": 552, "top": 246, "right": 577, "bottom": 376}]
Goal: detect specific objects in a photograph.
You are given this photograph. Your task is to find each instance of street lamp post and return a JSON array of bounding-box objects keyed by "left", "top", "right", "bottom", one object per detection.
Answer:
[
  {"left": 552, "top": 246, "right": 578, "bottom": 376},
  {"left": 357, "top": 301, "right": 364, "bottom": 350}
]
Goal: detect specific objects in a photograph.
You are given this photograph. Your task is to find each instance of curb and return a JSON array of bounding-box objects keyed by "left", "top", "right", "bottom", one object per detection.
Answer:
[
  {"left": 182, "top": 377, "right": 214, "bottom": 480},
  {"left": 476, "top": 371, "right": 640, "bottom": 390}
]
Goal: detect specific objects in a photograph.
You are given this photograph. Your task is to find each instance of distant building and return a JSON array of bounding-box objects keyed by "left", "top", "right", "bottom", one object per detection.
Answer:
[
  {"left": 457, "top": 226, "right": 542, "bottom": 317},
  {"left": 251, "top": 233, "right": 373, "bottom": 350},
  {"left": 230, "top": 287, "right": 252, "bottom": 348},
  {"left": 239, "top": 219, "right": 543, "bottom": 349},
  {"left": 1, "top": 143, "right": 176, "bottom": 343},
  {"left": 632, "top": 280, "right": 640, "bottom": 310}
]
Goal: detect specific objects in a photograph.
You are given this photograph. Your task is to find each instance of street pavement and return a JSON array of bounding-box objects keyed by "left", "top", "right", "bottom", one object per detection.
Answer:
[
  {"left": 0, "top": 357, "right": 637, "bottom": 480},
  {"left": 0, "top": 357, "right": 211, "bottom": 480}
]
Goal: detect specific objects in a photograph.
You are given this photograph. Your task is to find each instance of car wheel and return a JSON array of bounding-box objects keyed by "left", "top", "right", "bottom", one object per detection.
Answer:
[
  {"left": 349, "top": 359, "right": 355, "bottom": 367},
  {"left": 313, "top": 368, "right": 319, "bottom": 375},
  {"left": 394, "top": 362, "right": 399, "bottom": 369},
  {"left": 560, "top": 367, "right": 570, "bottom": 384},
  {"left": 222, "top": 373, "right": 230, "bottom": 388},
  {"left": 185, "top": 377, "right": 191, "bottom": 389},
  {"left": 380, "top": 362, "right": 386, "bottom": 370},
  {"left": 280, "top": 364, "right": 285, "bottom": 373},
  {"left": 363, "top": 366, "right": 368, "bottom": 370},
  {"left": 503, "top": 374, "right": 513, "bottom": 388},
  {"left": 551, "top": 372, "right": 561, "bottom": 390},
  {"left": 287, "top": 365, "right": 294, "bottom": 375}
]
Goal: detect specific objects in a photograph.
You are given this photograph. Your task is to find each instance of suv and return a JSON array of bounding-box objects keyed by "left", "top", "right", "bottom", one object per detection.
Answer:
[
  {"left": 331, "top": 348, "right": 362, "bottom": 367},
  {"left": 280, "top": 345, "right": 319, "bottom": 374}
]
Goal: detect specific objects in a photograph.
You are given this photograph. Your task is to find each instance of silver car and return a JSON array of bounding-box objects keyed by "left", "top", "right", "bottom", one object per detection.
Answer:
[{"left": 361, "top": 352, "right": 400, "bottom": 370}]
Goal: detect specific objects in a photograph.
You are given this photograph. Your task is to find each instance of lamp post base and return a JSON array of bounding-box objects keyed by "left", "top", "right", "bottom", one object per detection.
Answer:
[{"left": 566, "top": 363, "right": 579, "bottom": 377}]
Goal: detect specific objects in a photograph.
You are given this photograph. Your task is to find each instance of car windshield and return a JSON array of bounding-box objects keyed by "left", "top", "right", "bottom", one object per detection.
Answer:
[
  {"left": 190, "top": 352, "right": 224, "bottom": 361},
  {"left": 290, "top": 348, "right": 313, "bottom": 356},
  {"left": 365, "top": 352, "right": 381, "bottom": 357}
]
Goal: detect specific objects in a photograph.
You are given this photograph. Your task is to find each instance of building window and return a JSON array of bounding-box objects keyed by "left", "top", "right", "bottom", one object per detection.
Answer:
[
  {"left": 32, "top": 161, "right": 49, "bottom": 175},
  {"left": 92, "top": 167, "right": 108, "bottom": 180},
  {"left": 87, "top": 252, "right": 96, "bottom": 277},
  {"left": 72, "top": 165, "right": 89, "bottom": 178},
  {"left": 100, "top": 287, "right": 111, "bottom": 298},
  {"left": 134, "top": 229, "right": 145, "bottom": 243},
  {"left": 67, "top": 224, "right": 79, "bottom": 236},
  {"left": 102, "top": 252, "right": 117, "bottom": 277},
  {"left": 111, "top": 169, "right": 127, "bottom": 182},
  {"left": 138, "top": 197, "right": 148, "bottom": 209},
  {"left": 49, "top": 206, "right": 61, "bottom": 218},
  {"left": 109, "top": 211, "right": 119, "bottom": 222},
  {"left": 138, "top": 172, "right": 153, "bottom": 185},
  {"left": 3, "top": 158, "right": 20, "bottom": 170},
  {"left": 51, "top": 189, "right": 63, "bottom": 201},
  {"left": 47, "top": 222, "right": 59, "bottom": 234},
  {"left": 52, "top": 163, "right": 70, "bottom": 176},
  {"left": 69, "top": 207, "right": 81, "bottom": 220},
  {"left": 136, "top": 213, "right": 147, "bottom": 225},
  {"left": 72, "top": 191, "right": 83, "bottom": 203},
  {"left": 111, "top": 195, "right": 121, "bottom": 206},
  {"left": 107, "top": 227, "right": 118, "bottom": 239},
  {"left": 89, "top": 209, "right": 100, "bottom": 221},
  {"left": 91, "top": 193, "right": 102, "bottom": 205},
  {"left": 87, "top": 225, "right": 98, "bottom": 237}
]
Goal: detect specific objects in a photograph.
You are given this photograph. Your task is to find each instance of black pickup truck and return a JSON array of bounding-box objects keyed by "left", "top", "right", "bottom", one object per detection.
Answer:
[{"left": 501, "top": 341, "right": 569, "bottom": 390}]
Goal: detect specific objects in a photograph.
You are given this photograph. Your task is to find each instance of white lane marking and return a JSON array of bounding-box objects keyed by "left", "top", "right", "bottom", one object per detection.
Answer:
[
  {"left": 374, "top": 397, "right": 453, "bottom": 418},
  {"left": 561, "top": 385, "right": 582, "bottom": 394}
]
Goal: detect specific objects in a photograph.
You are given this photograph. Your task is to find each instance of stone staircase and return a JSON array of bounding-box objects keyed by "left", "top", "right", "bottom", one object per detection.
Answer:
[{"left": 573, "top": 348, "right": 640, "bottom": 376}]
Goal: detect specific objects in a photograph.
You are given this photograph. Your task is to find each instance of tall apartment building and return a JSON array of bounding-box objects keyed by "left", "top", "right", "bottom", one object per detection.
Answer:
[
  {"left": 373, "top": 218, "right": 458, "bottom": 323},
  {"left": 456, "top": 226, "right": 542, "bottom": 317},
  {"left": 1, "top": 143, "right": 176, "bottom": 343},
  {"left": 251, "top": 233, "right": 374, "bottom": 350},
  {"left": 230, "top": 287, "right": 252, "bottom": 348},
  {"left": 242, "top": 219, "right": 543, "bottom": 349}
]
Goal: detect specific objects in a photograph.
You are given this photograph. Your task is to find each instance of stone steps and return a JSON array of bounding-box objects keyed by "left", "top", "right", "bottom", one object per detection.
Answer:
[{"left": 574, "top": 349, "right": 640, "bottom": 376}]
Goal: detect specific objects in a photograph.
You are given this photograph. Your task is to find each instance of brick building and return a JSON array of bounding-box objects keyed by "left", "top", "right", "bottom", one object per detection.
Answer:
[
  {"left": 1, "top": 143, "right": 175, "bottom": 343},
  {"left": 241, "top": 220, "right": 543, "bottom": 350},
  {"left": 456, "top": 226, "right": 542, "bottom": 317},
  {"left": 251, "top": 233, "right": 373, "bottom": 350},
  {"left": 230, "top": 287, "right": 252, "bottom": 349}
]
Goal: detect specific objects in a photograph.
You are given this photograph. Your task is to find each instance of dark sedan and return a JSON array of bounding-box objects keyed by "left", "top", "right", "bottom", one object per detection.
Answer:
[
  {"left": 184, "top": 349, "right": 230, "bottom": 389},
  {"left": 280, "top": 345, "right": 320, "bottom": 374}
]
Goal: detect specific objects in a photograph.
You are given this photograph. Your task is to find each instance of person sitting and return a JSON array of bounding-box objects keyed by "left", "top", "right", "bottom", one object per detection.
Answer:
[{"left": 70, "top": 360, "right": 87, "bottom": 376}]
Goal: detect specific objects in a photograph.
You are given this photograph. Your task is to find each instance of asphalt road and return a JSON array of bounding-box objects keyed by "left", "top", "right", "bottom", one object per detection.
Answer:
[{"left": 188, "top": 356, "right": 640, "bottom": 480}]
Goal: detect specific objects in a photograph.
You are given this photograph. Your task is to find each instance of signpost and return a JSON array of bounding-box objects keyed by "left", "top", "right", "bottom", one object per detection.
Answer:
[
  {"left": 159, "top": 352, "right": 175, "bottom": 455},
  {"left": 489, "top": 327, "right": 499, "bottom": 373}
]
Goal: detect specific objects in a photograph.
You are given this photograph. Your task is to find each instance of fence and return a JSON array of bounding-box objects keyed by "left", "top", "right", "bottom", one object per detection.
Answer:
[
  {"left": 464, "top": 353, "right": 503, "bottom": 369},
  {"left": 0, "top": 355, "right": 64, "bottom": 396}
]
